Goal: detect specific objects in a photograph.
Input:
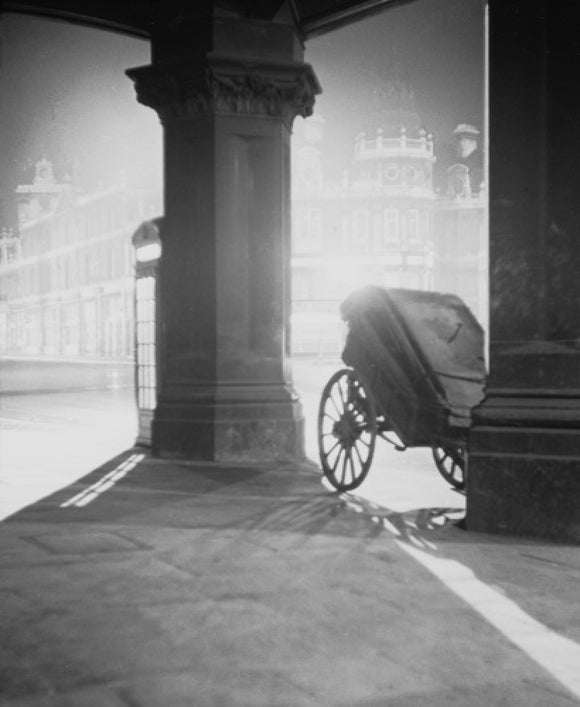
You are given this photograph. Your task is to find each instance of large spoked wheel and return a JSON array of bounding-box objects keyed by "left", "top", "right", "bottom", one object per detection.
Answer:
[
  {"left": 318, "top": 368, "right": 377, "bottom": 492},
  {"left": 432, "top": 445, "right": 465, "bottom": 490}
]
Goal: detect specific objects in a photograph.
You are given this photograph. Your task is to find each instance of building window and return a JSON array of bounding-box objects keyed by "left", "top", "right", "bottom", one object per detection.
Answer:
[
  {"left": 408, "top": 209, "right": 420, "bottom": 242},
  {"left": 43, "top": 307, "right": 57, "bottom": 350},
  {"left": 372, "top": 213, "right": 383, "bottom": 252},
  {"left": 38, "top": 225, "right": 49, "bottom": 252},
  {"left": 39, "top": 262, "right": 50, "bottom": 294},
  {"left": 383, "top": 209, "right": 399, "bottom": 246},
  {"left": 62, "top": 303, "right": 80, "bottom": 352},
  {"left": 65, "top": 255, "right": 76, "bottom": 288},
  {"left": 385, "top": 164, "right": 399, "bottom": 182},
  {"left": 296, "top": 209, "right": 322, "bottom": 252},
  {"left": 294, "top": 270, "right": 311, "bottom": 301},
  {"left": 406, "top": 166, "right": 418, "bottom": 183},
  {"left": 353, "top": 210, "right": 369, "bottom": 252},
  {"left": 125, "top": 240, "right": 134, "bottom": 276},
  {"left": 83, "top": 300, "right": 98, "bottom": 354}
]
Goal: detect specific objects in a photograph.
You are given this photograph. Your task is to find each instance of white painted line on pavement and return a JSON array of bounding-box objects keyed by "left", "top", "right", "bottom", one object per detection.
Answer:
[
  {"left": 0, "top": 416, "right": 95, "bottom": 432},
  {"left": 395, "top": 537, "right": 580, "bottom": 700},
  {"left": 60, "top": 453, "right": 144, "bottom": 508}
]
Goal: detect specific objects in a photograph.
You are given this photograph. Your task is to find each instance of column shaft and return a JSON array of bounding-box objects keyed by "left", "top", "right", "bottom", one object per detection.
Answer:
[
  {"left": 467, "top": 0, "right": 580, "bottom": 540},
  {"left": 127, "top": 19, "right": 320, "bottom": 461}
]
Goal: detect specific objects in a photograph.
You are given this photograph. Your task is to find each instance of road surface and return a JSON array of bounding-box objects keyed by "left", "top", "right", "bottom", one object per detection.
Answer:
[{"left": 0, "top": 357, "right": 461, "bottom": 521}]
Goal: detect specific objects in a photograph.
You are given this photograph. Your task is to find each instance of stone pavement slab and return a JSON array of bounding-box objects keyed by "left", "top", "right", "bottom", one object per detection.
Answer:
[{"left": 1, "top": 452, "right": 579, "bottom": 706}]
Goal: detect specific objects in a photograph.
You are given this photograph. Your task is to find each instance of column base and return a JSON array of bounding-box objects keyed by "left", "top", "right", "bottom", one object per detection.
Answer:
[
  {"left": 467, "top": 394, "right": 580, "bottom": 542},
  {"left": 152, "top": 388, "right": 305, "bottom": 462},
  {"left": 135, "top": 409, "right": 154, "bottom": 448}
]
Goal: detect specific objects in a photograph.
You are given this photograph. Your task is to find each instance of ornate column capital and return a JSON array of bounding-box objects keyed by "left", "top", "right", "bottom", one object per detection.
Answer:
[{"left": 126, "top": 53, "right": 321, "bottom": 129}]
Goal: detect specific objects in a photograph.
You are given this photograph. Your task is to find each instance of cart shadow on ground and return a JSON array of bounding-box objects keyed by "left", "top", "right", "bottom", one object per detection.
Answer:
[{"left": 330, "top": 480, "right": 469, "bottom": 551}]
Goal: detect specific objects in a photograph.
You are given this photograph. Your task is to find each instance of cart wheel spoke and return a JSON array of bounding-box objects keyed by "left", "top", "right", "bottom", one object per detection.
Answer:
[
  {"left": 351, "top": 448, "right": 360, "bottom": 482},
  {"left": 357, "top": 436, "right": 371, "bottom": 448},
  {"left": 318, "top": 368, "right": 377, "bottom": 492},
  {"left": 432, "top": 445, "right": 465, "bottom": 490},
  {"left": 324, "top": 450, "right": 336, "bottom": 476},
  {"left": 323, "top": 409, "right": 341, "bottom": 424},
  {"left": 352, "top": 440, "right": 366, "bottom": 468},
  {"left": 340, "top": 451, "right": 349, "bottom": 485},
  {"left": 321, "top": 438, "right": 341, "bottom": 460},
  {"left": 328, "top": 392, "right": 343, "bottom": 418}
]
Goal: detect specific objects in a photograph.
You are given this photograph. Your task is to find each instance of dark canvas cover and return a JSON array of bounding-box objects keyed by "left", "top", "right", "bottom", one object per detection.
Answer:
[{"left": 340, "top": 286, "right": 486, "bottom": 445}]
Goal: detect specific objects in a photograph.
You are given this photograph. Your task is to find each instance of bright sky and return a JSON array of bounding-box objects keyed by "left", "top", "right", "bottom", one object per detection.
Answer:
[
  {"left": 0, "top": 0, "right": 483, "bottom": 227},
  {"left": 302, "top": 0, "right": 484, "bottom": 176}
]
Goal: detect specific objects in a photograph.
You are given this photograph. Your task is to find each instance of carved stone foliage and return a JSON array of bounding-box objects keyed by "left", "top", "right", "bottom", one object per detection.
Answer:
[{"left": 127, "top": 55, "right": 320, "bottom": 128}]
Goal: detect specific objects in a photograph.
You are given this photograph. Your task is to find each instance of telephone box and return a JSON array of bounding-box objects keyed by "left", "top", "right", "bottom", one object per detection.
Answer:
[{"left": 132, "top": 218, "right": 162, "bottom": 446}]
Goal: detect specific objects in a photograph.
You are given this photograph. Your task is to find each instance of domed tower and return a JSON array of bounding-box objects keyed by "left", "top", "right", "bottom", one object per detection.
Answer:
[
  {"left": 350, "top": 69, "right": 435, "bottom": 194},
  {"left": 345, "top": 68, "right": 436, "bottom": 292}
]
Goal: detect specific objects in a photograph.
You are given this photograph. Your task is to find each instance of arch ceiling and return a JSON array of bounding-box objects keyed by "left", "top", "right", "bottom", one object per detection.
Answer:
[{"left": 1, "top": 0, "right": 414, "bottom": 39}]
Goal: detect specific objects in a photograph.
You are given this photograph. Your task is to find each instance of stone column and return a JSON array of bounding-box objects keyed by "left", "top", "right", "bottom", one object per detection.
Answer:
[
  {"left": 127, "top": 13, "right": 320, "bottom": 461},
  {"left": 467, "top": 1, "right": 580, "bottom": 540}
]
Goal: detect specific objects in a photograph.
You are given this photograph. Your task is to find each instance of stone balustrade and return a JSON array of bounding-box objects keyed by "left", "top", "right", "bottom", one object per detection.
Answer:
[{"left": 354, "top": 128, "right": 434, "bottom": 158}]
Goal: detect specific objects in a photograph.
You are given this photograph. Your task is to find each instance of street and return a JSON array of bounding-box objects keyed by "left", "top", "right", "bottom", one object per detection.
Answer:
[
  {"left": 0, "top": 357, "right": 460, "bottom": 521},
  {"left": 0, "top": 359, "right": 137, "bottom": 520}
]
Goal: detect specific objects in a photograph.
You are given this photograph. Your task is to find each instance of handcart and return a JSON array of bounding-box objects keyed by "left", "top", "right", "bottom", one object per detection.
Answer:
[{"left": 318, "top": 286, "right": 486, "bottom": 492}]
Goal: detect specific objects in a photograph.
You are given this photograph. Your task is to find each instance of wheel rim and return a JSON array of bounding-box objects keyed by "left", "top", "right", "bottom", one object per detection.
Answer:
[
  {"left": 318, "top": 369, "right": 377, "bottom": 492},
  {"left": 432, "top": 445, "right": 465, "bottom": 490}
]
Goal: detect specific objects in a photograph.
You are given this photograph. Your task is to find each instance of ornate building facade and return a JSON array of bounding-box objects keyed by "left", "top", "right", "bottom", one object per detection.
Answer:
[
  {"left": 1, "top": 113, "right": 484, "bottom": 362},
  {"left": 0, "top": 158, "right": 159, "bottom": 359},
  {"left": 291, "top": 100, "right": 486, "bottom": 355}
]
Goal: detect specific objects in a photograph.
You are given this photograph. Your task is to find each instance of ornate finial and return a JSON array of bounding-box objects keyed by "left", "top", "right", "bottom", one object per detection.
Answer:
[{"left": 33, "top": 156, "right": 56, "bottom": 185}]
